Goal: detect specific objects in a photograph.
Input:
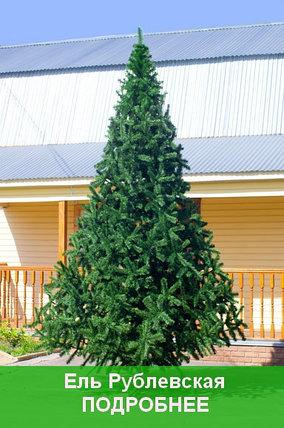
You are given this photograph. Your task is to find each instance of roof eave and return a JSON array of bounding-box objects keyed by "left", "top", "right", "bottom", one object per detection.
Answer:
[{"left": 1, "top": 171, "right": 284, "bottom": 188}]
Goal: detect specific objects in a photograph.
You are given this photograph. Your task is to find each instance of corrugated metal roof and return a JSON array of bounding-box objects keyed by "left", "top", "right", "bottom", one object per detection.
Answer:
[
  {"left": 0, "top": 143, "right": 104, "bottom": 180},
  {"left": 180, "top": 135, "right": 284, "bottom": 174},
  {"left": 2, "top": 58, "right": 284, "bottom": 147},
  {"left": 0, "top": 22, "right": 284, "bottom": 74},
  {"left": 0, "top": 135, "right": 283, "bottom": 181}
]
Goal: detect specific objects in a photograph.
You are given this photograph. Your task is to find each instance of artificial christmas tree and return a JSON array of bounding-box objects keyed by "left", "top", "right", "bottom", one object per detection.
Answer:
[{"left": 34, "top": 29, "right": 245, "bottom": 365}]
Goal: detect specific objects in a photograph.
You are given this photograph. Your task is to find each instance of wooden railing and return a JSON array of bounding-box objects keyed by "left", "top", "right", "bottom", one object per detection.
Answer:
[
  {"left": 0, "top": 266, "right": 284, "bottom": 340},
  {"left": 224, "top": 269, "right": 284, "bottom": 340},
  {"left": 0, "top": 266, "right": 54, "bottom": 327}
]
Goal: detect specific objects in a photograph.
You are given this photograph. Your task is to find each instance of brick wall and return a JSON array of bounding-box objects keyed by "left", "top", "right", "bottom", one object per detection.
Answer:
[{"left": 200, "top": 342, "right": 284, "bottom": 366}]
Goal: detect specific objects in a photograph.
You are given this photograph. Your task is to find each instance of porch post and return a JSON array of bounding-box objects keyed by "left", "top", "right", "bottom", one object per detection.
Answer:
[{"left": 58, "top": 201, "right": 67, "bottom": 263}]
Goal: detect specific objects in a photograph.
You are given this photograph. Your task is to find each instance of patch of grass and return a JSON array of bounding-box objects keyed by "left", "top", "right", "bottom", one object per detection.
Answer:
[{"left": 0, "top": 321, "right": 46, "bottom": 357}]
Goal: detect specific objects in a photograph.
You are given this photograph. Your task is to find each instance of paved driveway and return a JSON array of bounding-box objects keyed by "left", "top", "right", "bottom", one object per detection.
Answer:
[{"left": 8, "top": 352, "right": 234, "bottom": 366}]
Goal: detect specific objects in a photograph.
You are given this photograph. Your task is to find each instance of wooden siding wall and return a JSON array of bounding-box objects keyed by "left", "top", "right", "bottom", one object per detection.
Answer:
[
  {"left": 0, "top": 202, "right": 74, "bottom": 266},
  {"left": 0, "top": 185, "right": 89, "bottom": 202},
  {"left": 0, "top": 197, "right": 283, "bottom": 333},
  {"left": 189, "top": 178, "right": 284, "bottom": 198},
  {"left": 1, "top": 196, "right": 283, "bottom": 269},
  {"left": 202, "top": 196, "right": 284, "bottom": 337},
  {"left": 202, "top": 196, "right": 284, "bottom": 270}
]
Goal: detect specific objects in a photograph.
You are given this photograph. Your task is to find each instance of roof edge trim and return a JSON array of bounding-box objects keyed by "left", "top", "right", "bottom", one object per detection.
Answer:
[{"left": 1, "top": 21, "right": 283, "bottom": 50}]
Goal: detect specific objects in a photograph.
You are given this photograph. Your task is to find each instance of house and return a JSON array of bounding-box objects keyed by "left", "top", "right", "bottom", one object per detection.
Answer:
[{"left": 0, "top": 22, "right": 284, "bottom": 364}]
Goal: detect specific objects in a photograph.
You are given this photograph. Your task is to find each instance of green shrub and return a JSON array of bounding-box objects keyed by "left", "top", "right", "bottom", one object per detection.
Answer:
[{"left": 0, "top": 322, "right": 45, "bottom": 357}]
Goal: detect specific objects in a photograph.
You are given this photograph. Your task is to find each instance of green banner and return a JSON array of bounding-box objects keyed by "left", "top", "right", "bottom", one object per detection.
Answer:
[{"left": 0, "top": 367, "right": 283, "bottom": 428}]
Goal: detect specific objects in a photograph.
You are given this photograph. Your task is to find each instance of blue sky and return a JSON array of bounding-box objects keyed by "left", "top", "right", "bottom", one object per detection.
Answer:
[{"left": 0, "top": 0, "right": 284, "bottom": 45}]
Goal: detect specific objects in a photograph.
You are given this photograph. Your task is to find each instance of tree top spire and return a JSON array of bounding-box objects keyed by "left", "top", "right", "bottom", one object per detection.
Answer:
[{"left": 138, "top": 27, "right": 143, "bottom": 44}]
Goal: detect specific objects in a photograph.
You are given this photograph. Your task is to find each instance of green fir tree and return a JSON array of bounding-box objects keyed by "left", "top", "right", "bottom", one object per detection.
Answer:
[{"left": 34, "top": 29, "right": 245, "bottom": 365}]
